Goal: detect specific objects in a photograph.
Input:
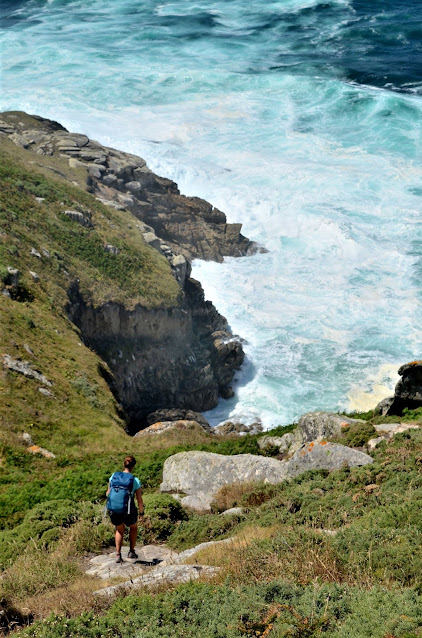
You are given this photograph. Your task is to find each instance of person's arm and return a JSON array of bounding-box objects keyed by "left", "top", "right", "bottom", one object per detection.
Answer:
[
  {"left": 106, "top": 482, "right": 110, "bottom": 497},
  {"left": 135, "top": 488, "right": 144, "bottom": 520}
]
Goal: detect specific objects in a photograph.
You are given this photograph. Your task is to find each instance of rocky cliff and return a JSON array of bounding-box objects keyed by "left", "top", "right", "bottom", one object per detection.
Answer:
[
  {"left": 0, "top": 111, "right": 253, "bottom": 432},
  {"left": 0, "top": 112, "right": 261, "bottom": 263},
  {"left": 67, "top": 276, "right": 244, "bottom": 432}
]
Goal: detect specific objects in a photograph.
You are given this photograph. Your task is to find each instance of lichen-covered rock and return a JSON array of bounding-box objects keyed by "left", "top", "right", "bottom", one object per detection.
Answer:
[
  {"left": 214, "top": 420, "right": 263, "bottom": 436},
  {"left": 2, "top": 354, "right": 52, "bottom": 386},
  {"left": 367, "top": 422, "right": 421, "bottom": 449},
  {"left": 145, "top": 409, "right": 211, "bottom": 431},
  {"left": 134, "top": 420, "right": 206, "bottom": 437},
  {"left": 26, "top": 444, "right": 56, "bottom": 459},
  {"left": 161, "top": 444, "right": 374, "bottom": 512},
  {"left": 160, "top": 451, "right": 290, "bottom": 510},
  {"left": 287, "top": 441, "right": 373, "bottom": 477},
  {"left": 296, "top": 412, "right": 365, "bottom": 447},
  {"left": 63, "top": 210, "right": 93, "bottom": 228}
]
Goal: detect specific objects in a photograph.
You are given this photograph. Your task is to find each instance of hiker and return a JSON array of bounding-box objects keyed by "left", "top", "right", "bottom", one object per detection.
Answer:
[{"left": 106, "top": 455, "right": 144, "bottom": 563}]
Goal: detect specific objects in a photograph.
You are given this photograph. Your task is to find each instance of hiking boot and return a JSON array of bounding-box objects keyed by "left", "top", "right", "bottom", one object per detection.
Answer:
[
  {"left": 127, "top": 550, "right": 138, "bottom": 559},
  {"left": 116, "top": 553, "right": 123, "bottom": 563}
]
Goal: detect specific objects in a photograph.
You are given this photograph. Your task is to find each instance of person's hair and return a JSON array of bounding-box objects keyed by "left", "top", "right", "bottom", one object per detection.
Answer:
[{"left": 123, "top": 455, "right": 136, "bottom": 470}]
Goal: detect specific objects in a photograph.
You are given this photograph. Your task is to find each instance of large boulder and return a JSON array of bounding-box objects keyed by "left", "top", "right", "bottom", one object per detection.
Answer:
[
  {"left": 296, "top": 412, "right": 364, "bottom": 445},
  {"left": 145, "top": 409, "right": 211, "bottom": 432},
  {"left": 160, "top": 451, "right": 290, "bottom": 511},
  {"left": 160, "top": 445, "right": 374, "bottom": 511},
  {"left": 287, "top": 442, "right": 373, "bottom": 478}
]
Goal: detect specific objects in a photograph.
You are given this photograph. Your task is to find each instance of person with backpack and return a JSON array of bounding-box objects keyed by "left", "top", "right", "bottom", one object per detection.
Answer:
[{"left": 106, "top": 455, "right": 144, "bottom": 563}]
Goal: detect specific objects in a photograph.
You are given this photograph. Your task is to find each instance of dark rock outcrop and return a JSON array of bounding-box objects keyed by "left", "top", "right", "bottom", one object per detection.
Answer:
[
  {"left": 376, "top": 361, "right": 422, "bottom": 416},
  {"left": 67, "top": 277, "right": 244, "bottom": 434}
]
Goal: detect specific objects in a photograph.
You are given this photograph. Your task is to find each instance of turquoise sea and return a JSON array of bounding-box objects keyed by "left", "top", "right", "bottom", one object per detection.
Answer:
[{"left": 1, "top": 0, "right": 422, "bottom": 427}]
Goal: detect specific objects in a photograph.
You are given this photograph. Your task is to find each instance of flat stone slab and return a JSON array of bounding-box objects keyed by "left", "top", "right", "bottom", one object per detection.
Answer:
[
  {"left": 374, "top": 423, "right": 420, "bottom": 435},
  {"left": 85, "top": 545, "right": 177, "bottom": 580},
  {"left": 94, "top": 564, "right": 219, "bottom": 596},
  {"left": 173, "top": 538, "right": 233, "bottom": 564}
]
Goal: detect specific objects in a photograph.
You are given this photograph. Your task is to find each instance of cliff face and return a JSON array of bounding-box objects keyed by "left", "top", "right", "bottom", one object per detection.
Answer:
[
  {"left": 68, "top": 277, "right": 244, "bottom": 432},
  {"left": 1, "top": 111, "right": 250, "bottom": 432}
]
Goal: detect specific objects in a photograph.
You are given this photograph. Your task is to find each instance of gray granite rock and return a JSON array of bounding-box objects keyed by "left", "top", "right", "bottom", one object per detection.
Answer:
[
  {"left": 63, "top": 210, "right": 93, "bottom": 228},
  {"left": 161, "top": 443, "right": 374, "bottom": 512},
  {"left": 287, "top": 441, "right": 373, "bottom": 477},
  {"left": 134, "top": 420, "right": 205, "bottom": 437},
  {"left": 220, "top": 507, "right": 245, "bottom": 517},
  {"left": 86, "top": 545, "right": 177, "bottom": 580},
  {"left": 2, "top": 354, "right": 52, "bottom": 386},
  {"left": 296, "top": 412, "right": 365, "bottom": 447},
  {"left": 94, "top": 564, "right": 219, "bottom": 596},
  {"left": 161, "top": 451, "right": 290, "bottom": 511},
  {"left": 367, "top": 422, "right": 421, "bottom": 449}
]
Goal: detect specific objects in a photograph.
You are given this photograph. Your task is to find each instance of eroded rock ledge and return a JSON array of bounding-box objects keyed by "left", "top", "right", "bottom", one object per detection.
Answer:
[{"left": 0, "top": 111, "right": 262, "bottom": 262}]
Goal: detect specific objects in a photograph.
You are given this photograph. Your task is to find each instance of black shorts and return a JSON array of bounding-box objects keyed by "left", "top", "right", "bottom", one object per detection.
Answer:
[{"left": 109, "top": 508, "right": 138, "bottom": 527}]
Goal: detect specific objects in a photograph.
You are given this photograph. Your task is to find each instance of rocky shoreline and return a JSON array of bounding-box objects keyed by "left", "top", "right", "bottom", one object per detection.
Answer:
[{"left": 0, "top": 110, "right": 262, "bottom": 432}]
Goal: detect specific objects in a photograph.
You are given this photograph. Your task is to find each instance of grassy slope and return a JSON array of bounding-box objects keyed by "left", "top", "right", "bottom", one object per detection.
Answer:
[
  {"left": 1, "top": 134, "right": 422, "bottom": 636},
  {"left": 11, "top": 427, "right": 422, "bottom": 638}
]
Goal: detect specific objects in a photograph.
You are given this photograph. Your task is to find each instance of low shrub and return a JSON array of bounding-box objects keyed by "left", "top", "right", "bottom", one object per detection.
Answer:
[
  {"left": 336, "top": 421, "right": 376, "bottom": 447},
  {"left": 0, "top": 500, "right": 105, "bottom": 569},
  {"left": 167, "top": 512, "right": 241, "bottom": 550},
  {"left": 18, "top": 580, "right": 422, "bottom": 638},
  {"left": 142, "top": 494, "right": 188, "bottom": 542}
]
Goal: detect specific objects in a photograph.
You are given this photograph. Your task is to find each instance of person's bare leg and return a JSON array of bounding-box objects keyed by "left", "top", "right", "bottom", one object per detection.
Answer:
[
  {"left": 129, "top": 523, "right": 138, "bottom": 551},
  {"left": 115, "top": 524, "right": 125, "bottom": 555}
]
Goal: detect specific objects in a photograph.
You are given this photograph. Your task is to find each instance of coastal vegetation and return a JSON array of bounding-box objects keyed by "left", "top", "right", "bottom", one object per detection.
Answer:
[{"left": 1, "top": 133, "right": 422, "bottom": 637}]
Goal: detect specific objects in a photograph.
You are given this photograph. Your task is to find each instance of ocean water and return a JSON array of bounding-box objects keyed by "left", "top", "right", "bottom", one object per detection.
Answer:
[{"left": 1, "top": 0, "right": 422, "bottom": 427}]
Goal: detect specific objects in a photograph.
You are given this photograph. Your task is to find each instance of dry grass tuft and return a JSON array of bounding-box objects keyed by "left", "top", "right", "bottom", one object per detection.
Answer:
[
  {"left": 211, "top": 482, "right": 274, "bottom": 513},
  {"left": 186, "top": 523, "right": 346, "bottom": 587},
  {"left": 19, "top": 576, "right": 107, "bottom": 621}
]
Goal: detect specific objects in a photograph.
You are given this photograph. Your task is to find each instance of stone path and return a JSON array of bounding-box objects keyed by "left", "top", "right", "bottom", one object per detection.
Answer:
[
  {"left": 85, "top": 545, "right": 177, "bottom": 580},
  {"left": 94, "top": 564, "right": 219, "bottom": 597},
  {"left": 86, "top": 538, "right": 233, "bottom": 596}
]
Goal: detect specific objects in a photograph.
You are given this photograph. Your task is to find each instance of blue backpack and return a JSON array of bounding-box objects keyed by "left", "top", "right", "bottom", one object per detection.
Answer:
[{"left": 107, "top": 471, "right": 134, "bottom": 515}]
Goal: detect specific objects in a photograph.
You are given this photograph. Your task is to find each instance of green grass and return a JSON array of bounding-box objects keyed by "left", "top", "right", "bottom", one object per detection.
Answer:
[
  {"left": 18, "top": 580, "right": 422, "bottom": 638},
  {"left": 0, "top": 142, "right": 181, "bottom": 308}
]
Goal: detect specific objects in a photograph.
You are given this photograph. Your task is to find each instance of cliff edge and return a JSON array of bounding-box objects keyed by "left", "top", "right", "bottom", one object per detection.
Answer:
[{"left": 0, "top": 111, "right": 254, "bottom": 433}]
